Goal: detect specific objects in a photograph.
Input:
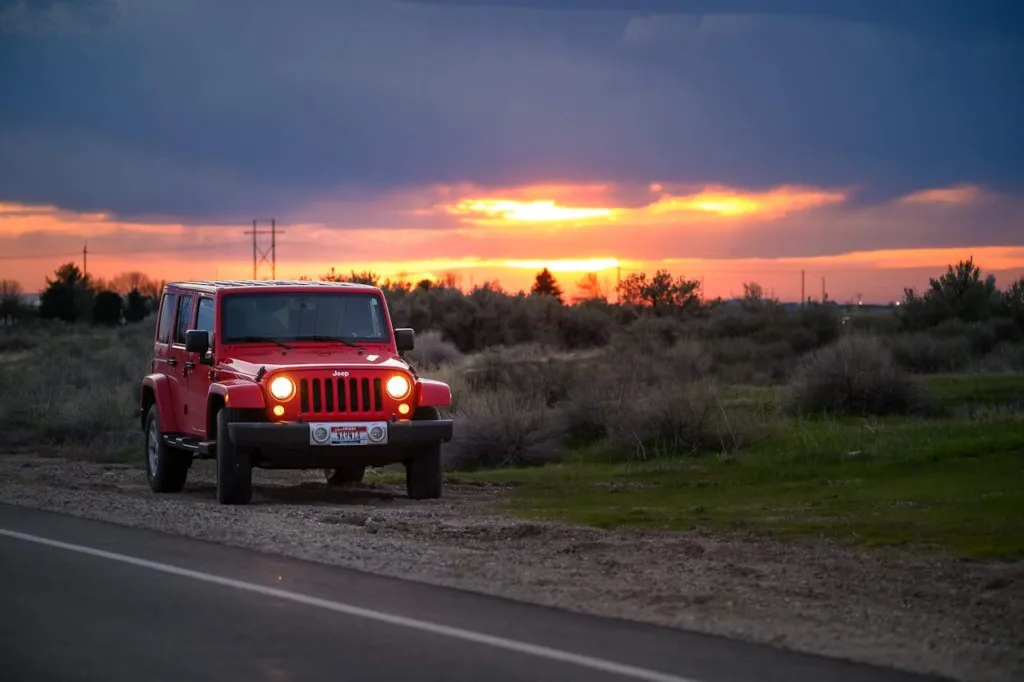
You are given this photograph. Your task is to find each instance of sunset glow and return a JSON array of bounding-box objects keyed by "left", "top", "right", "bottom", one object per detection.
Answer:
[
  {"left": 446, "top": 198, "right": 616, "bottom": 225},
  {"left": 2, "top": 181, "right": 1022, "bottom": 304},
  {"left": 646, "top": 186, "right": 848, "bottom": 219}
]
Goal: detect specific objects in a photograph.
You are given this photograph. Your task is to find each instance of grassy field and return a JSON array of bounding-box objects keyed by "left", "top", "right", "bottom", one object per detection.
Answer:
[
  {"left": 455, "top": 383, "right": 1024, "bottom": 560},
  {"left": 1, "top": 310, "right": 1022, "bottom": 561}
]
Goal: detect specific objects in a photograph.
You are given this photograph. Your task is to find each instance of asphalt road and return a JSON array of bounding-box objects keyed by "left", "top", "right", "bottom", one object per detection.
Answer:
[{"left": 0, "top": 504, "right": 951, "bottom": 682}]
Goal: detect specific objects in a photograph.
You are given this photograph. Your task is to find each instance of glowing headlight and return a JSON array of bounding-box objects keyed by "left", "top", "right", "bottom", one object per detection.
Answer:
[
  {"left": 269, "top": 376, "right": 296, "bottom": 401},
  {"left": 385, "top": 375, "right": 411, "bottom": 399}
]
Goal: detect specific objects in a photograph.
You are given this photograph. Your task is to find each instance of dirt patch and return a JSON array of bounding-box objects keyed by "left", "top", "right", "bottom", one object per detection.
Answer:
[{"left": 0, "top": 453, "right": 1021, "bottom": 682}]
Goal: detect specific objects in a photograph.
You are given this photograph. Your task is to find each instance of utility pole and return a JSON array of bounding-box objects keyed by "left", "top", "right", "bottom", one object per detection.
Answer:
[
  {"left": 82, "top": 242, "right": 88, "bottom": 280},
  {"left": 616, "top": 266, "right": 621, "bottom": 304},
  {"left": 821, "top": 276, "right": 827, "bottom": 302},
  {"left": 243, "top": 219, "right": 283, "bottom": 280},
  {"left": 800, "top": 269, "right": 805, "bottom": 306}
]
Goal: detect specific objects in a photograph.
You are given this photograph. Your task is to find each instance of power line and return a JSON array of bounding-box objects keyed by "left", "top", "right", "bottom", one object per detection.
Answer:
[{"left": 243, "top": 219, "right": 283, "bottom": 280}]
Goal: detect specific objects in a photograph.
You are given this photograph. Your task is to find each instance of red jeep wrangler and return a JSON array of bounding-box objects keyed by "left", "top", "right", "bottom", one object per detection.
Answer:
[{"left": 137, "top": 279, "right": 454, "bottom": 505}]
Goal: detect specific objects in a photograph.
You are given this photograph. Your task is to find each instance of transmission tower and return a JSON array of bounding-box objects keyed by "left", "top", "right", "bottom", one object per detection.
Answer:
[{"left": 243, "top": 219, "right": 283, "bottom": 280}]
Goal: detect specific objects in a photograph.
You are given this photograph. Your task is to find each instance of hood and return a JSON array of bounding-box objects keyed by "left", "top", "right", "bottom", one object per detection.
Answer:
[{"left": 217, "top": 345, "right": 412, "bottom": 379}]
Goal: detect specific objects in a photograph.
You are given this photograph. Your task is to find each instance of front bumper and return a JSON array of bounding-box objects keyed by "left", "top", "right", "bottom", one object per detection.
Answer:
[{"left": 227, "top": 419, "right": 453, "bottom": 450}]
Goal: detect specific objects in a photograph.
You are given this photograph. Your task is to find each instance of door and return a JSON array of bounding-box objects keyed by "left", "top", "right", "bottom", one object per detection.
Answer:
[
  {"left": 168, "top": 292, "right": 195, "bottom": 434},
  {"left": 153, "top": 292, "right": 185, "bottom": 432},
  {"left": 183, "top": 295, "right": 215, "bottom": 437}
]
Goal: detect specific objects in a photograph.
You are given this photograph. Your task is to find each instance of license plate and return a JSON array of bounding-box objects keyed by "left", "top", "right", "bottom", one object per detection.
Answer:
[
  {"left": 309, "top": 421, "right": 388, "bottom": 447},
  {"left": 330, "top": 426, "right": 368, "bottom": 446}
]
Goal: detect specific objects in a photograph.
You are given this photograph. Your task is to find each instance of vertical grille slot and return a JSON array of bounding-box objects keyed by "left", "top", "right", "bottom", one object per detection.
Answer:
[
  {"left": 311, "top": 378, "right": 322, "bottom": 412},
  {"left": 349, "top": 379, "right": 359, "bottom": 412},
  {"left": 361, "top": 378, "right": 370, "bottom": 411},
  {"left": 373, "top": 378, "right": 383, "bottom": 411},
  {"left": 324, "top": 378, "right": 334, "bottom": 412},
  {"left": 299, "top": 378, "right": 310, "bottom": 412},
  {"left": 337, "top": 378, "right": 346, "bottom": 411}
]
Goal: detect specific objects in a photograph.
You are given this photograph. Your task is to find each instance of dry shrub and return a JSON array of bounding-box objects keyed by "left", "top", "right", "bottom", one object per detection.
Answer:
[
  {"left": 0, "top": 322, "right": 151, "bottom": 453},
  {"left": 444, "top": 389, "right": 565, "bottom": 470},
  {"left": 888, "top": 332, "right": 973, "bottom": 373},
  {"left": 784, "top": 334, "right": 934, "bottom": 417},
  {"left": 464, "top": 345, "right": 580, "bottom": 406},
  {"left": 971, "top": 341, "right": 1024, "bottom": 373},
  {"left": 406, "top": 329, "right": 463, "bottom": 369},
  {"left": 603, "top": 379, "right": 747, "bottom": 459}
]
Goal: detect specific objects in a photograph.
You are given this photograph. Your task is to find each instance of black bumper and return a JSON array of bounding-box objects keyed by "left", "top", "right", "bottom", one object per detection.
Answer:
[{"left": 227, "top": 419, "right": 453, "bottom": 450}]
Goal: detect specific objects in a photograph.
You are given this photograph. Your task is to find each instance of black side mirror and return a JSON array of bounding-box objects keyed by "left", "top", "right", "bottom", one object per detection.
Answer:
[
  {"left": 185, "top": 329, "right": 213, "bottom": 364},
  {"left": 394, "top": 327, "right": 415, "bottom": 353}
]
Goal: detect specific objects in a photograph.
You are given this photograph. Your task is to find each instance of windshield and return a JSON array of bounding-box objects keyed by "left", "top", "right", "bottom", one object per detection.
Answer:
[{"left": 220, "top": 291, "right": 389, "bottom": 344}]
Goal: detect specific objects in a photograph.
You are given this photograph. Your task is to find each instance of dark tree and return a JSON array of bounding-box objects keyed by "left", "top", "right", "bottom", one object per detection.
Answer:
[
  {"left": 530, "top": 268, "right": 564, "bottom": 303},
  {"left": 125, "top": 288, "right": 149, "bottom": 323},
  {"left": 39, "top": 262, "right": 94, "bottom": 322},
  {"left": 617, "top": 270, "right": 701, "bottom": 313},
  {"left": 93, "top": 290, "right": 124, "bottom": 325}
]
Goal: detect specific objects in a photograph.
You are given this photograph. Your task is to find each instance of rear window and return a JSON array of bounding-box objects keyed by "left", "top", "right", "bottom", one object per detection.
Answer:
[{"left": 156, "top": 293, "right": 176, "bottom": 344}]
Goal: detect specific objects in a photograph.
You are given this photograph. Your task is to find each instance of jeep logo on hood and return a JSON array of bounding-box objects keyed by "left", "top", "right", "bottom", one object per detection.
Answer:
[{"left": 332, "top": 370, "right": 350, "bottom": 377}]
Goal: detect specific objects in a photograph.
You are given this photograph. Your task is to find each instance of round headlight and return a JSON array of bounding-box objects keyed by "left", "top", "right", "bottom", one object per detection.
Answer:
[
  {"left": 385, "top": 375, "right": 411, "bottom": 399},
  {"left": 269, "top": 376, "right": 296, "bottom": 401}
]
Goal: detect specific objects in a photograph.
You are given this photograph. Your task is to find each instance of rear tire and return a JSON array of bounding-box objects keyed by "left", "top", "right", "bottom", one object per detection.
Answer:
[
  {"left": 405, "top": 407, "right": 443, "bottom": 500},
  {"left": 324, "top": 465, "right": 366, "bottom": 486},
  {"left": 144, "top": 404, "right": 191, "bottom": 493},
  {"left": 216, "top": 407, "right": 253, "bottom": 505}
]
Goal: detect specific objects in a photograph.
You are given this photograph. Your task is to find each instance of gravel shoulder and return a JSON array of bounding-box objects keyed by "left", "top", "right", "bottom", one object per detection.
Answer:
[{"left": 1, "top": 453, "right": 1021, "bottom": 682}]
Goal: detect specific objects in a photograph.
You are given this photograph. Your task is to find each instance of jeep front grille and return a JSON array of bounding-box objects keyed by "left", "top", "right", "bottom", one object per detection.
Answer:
[{"left": 299, "top": 377, "right": 383, "bottom": 414}]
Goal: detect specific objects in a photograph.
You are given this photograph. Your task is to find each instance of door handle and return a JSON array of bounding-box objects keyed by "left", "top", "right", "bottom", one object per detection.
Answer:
[
  {"left": 184, "top": 361, "right": 195, "bottom": 370},
  {"left": 167, "top": 358, "right": 177, "bottom": 366}
]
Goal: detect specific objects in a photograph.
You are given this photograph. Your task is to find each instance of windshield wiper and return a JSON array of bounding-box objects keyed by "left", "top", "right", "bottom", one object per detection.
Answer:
[
  {"left": 295, "top": 334, "right": 360, "bottom": 349},
  {"left": 230, "top": 336, "right": 292, "bottom": 350}
]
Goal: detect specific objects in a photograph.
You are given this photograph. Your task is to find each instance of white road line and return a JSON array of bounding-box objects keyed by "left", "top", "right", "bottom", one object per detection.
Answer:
[{"left": 0, "top": 527, "right": 703, "bottom": 682}]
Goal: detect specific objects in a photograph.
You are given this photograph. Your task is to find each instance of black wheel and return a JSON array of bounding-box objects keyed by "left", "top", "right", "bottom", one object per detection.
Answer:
[
  {"left": 144, "top": 404, "right": 191, "bottom": 493},
  {"left": 216, "top": 407, "right": 253, "bottom": 505},
  {"left": 324, "top": 465, "right": 366, "bottom": 487},
  {"left": 405, "top": 407, "right": 443, "bottom": 500}
]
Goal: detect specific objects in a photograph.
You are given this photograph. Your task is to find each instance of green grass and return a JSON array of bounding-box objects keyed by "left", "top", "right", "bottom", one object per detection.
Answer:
[{"left": 450, "top": 373, "right": 1024, "bottom": 560}]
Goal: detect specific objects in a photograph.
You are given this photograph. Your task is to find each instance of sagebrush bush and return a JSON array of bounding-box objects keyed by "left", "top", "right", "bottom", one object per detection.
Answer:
[
  {"left": 443, "top": 389, "right": 565, "bottom": 470},
  {"left": 970, "top": 341, "right": 1024, "bottom": 373},
  {"left": 0, "top": 321, "right": 152, "bottom": 453},
  {"left": 603, "top": 378, "right": 748, "bottom": 459},
  {"left": 463, "top": 345, "right": 581, "bottom": 406},
  {"left": 406, "top": 329, "right": 463, "bottom": 369},
  {"left": 888, "top": 332, "right": 973, "bottom": 373},
  {"left": 783, "top": 334, "right": 934, "bottom": 416}
]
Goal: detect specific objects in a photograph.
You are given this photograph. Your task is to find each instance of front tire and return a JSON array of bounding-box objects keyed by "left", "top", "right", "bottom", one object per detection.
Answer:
[
  {"left": 405, "top": 407, "right": 443, "bottom": 500},
  {"left": 216, "top": 407, "right": 253, "bottom": 505},
  {"left": 144, "top": 404, "right": 190, "bottom": 493}
]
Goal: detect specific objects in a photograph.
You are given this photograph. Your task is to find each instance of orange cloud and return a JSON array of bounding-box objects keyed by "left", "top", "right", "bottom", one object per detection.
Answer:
[
  {"left": 645, "top": 185, "right": 848, "bottom": 219},
  {"left": 438, "top": 183, "right": 848, "bottom": 227},
  {"left": 447, "top": 198, "right": 617, "bottom": 225},
  {"left": 899, "top": 184, "right": 985, "bottom": 205}
]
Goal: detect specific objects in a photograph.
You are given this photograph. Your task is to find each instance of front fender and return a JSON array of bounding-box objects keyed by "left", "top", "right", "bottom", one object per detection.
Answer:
[
  {"left": 209, "top": 379, "right": 267, "bottom": 409},
  {"left": 141, "top": 374, "right": 178, "bottom": 433},
  {"left": 416, "top": 378, "right": 452, "bottom": 408}
]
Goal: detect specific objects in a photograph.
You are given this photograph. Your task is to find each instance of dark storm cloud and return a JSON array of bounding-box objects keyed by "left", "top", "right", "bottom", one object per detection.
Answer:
[{"left": 0, "top": 0, "right": 1021, "bottom": 224}]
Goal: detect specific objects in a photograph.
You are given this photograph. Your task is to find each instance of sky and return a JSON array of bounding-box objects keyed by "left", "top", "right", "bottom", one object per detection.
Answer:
[{"left": 1, "top": 0, "right": 1023, "bottom": 302}]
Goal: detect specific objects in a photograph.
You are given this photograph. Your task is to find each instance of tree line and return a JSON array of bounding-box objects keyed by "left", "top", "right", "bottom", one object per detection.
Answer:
[{"left": 3, "top": 259, "right": 1022, "bottom": 356}]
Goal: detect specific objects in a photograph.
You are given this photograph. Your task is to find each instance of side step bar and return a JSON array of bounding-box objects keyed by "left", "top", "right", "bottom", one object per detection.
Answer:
[{"left": 163, "top": 435, "right": 217, "bottom": 458}]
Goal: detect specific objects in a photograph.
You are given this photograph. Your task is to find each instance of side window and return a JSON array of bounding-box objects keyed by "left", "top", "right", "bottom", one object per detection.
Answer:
[
  {"left": 195, "top": 297, "right": 215, "bottom": 334},
  {"left": 156, "top": 293, "right": 176, "bottom": 344},
  {"left": 173, "top": 294, "right": 194, "bottom": 345}
]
